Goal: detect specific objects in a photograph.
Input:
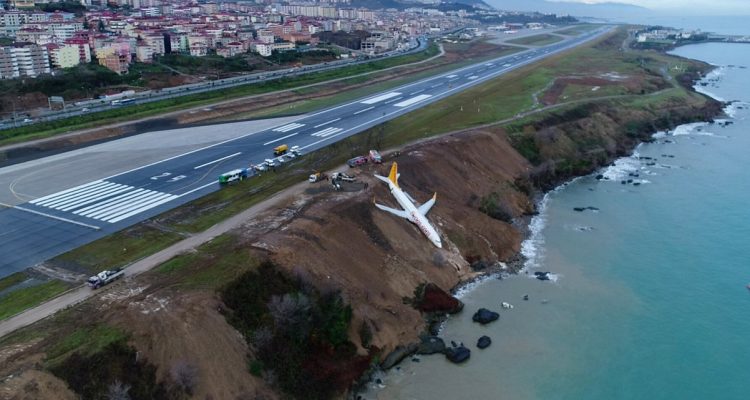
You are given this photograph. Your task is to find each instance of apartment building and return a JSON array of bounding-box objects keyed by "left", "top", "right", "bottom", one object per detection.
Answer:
[{"left": 0, "top": 44, "right": 50, "bottom": 79}]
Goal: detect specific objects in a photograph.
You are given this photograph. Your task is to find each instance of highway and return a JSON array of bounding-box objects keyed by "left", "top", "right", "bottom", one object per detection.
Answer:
[
  {"left": 0, "top": 37, "right": 424, "bottom": 128},
  {"left": 0, "top": 27, "right": 611, "bottom": 277}
]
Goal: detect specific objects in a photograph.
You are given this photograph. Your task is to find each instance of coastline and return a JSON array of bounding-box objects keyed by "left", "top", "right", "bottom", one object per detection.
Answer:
[{"left": 366, "top": 44, "right": 729, "bottom": 393}]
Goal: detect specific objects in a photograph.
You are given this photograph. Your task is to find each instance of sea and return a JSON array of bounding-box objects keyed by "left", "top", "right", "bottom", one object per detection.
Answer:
[{"left": 365, "top": 24, "right": 750, "bottom": 400}]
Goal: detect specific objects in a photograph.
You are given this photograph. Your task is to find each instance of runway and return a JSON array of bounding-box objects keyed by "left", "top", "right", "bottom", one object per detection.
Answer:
[{"left": 0, "top": 27, "right": 611, "bottom": 277}]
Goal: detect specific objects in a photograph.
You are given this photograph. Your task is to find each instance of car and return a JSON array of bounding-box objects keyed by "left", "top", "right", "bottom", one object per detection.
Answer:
[
  {"left": 253, "top": 163, "right": 268, "bottom": 172},
  {"left": 347, "top": 156, "right": 368, "bottom": 168},
  {"left": 22, "top": 118, "right": 33, "bottom": 124},
  {"left": 81, "top": 107, "right": 90, "bottom": 112},
  {"left": 264, "top": 158, "right": 276, "bottom": 167}
]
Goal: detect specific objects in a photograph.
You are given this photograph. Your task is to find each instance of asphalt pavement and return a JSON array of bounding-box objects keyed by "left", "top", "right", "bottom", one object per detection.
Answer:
[{"left": 0, "top": 27, "right": 611, "bottom": 278}]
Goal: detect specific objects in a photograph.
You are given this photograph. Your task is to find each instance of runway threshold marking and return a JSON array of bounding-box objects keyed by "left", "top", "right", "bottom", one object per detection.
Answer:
[
  {"left": 193, "top": 152, "right": 242, "bottom": 169},
  {"left": 272, "top": 123, "right": 305, "bottom": 132},
  {"left": 384, "top": 96, "right": 403, "bottom": 104}
]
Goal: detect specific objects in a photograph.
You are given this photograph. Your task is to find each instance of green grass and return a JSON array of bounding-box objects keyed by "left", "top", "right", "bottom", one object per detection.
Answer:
[
  {"left": 0, "top": 280, "right": 70, "bottom": 320},
  {"left": 45, "top": 324, "right": 128, "bottom": 365},
  {"left": 506, "top": 34, "right": 564, "bottom": 46},
  {"left": 53, "top": 226, "right": 184, "bottom": 274},
  {"left": 0, "top": 43, "right": 440, "bottom": 148},
  {"left": 0, "top": 271, "right": 28, "bottom": 292},
  {"left": 156, "top": 234, "right": 260, "bottom": 289}
]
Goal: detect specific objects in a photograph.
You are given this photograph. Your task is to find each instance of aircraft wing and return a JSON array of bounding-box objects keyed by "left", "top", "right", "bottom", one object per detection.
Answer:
[
  {"left": 375, "top": 202, "right": 412, "bottom": 220},
  {"left": 417, "top": 193, "right": 437, "bottom": 215}
]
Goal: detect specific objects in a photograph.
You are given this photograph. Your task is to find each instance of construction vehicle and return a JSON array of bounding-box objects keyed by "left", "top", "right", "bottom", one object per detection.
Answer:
[
  {"left": 368, "top": 150, "right": 383, "bottom": 164},
  {"left": 309, "top": 171, "right": 328, "bottom": 183},
  {"left": 273, "top": 144, "right": 289, "bottom": 156},
  {"left": 331, "top": 172, "right": 356, "bottom": 182},
  {"left": 87, "top": 268, "right": 124, "bottom": 289},
  {"left": 218, "top": 168, "right": 249, "bottom": 184},
  {"left": 347, "top": 156, "right": 368, "bottom": 167}
]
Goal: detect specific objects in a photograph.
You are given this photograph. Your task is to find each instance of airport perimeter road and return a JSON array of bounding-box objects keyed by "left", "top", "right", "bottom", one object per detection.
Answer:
[{"left": 0, "top": 27, "right": 611, "bottom": 277}]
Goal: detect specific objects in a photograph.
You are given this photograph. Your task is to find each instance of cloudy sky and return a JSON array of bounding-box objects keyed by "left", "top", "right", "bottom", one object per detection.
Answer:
[{"left": 551, "top": 0, "right": 748, "bottom": 13}]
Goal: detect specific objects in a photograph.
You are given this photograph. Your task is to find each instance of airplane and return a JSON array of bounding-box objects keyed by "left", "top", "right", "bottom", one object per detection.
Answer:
[{"left": 374, "top": 162, "right": 442, "bottom": 248}]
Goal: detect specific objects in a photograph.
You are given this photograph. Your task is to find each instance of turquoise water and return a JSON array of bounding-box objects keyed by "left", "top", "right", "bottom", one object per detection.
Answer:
[{"left": 368, "top": 42, "right": 750, "bottom": 399}]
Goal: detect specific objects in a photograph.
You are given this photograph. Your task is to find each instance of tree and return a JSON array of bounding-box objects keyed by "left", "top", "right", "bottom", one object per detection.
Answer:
[
  {"left": 106, "top": 380, "right": 132, "bottom": 400},
  {"left": 170, "top": 360, "right": 199, "bottom": 395}
]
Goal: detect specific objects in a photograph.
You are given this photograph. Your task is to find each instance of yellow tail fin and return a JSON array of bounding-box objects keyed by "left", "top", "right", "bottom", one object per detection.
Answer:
[{"left": 388, "top": 162, "right": 399, "bottom": 188}]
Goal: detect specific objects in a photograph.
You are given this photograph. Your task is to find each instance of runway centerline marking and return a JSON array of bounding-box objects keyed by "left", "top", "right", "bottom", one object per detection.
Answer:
[
  {"left": 354, "top": 106, "right": 375, "bottom": 115},
  {"left": 314, "top": 118, "right": 341, "bottom": 128},
  {"left": 264, "top": 132, "right": 298, "bottom": 146},
  {"left": 193, "top": 152, "right": 242, "bottom": 169}
]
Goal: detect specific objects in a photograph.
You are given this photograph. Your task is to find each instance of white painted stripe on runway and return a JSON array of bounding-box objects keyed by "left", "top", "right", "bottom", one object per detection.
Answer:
[
  {"left": 58, "top": 185, "right": 132, "bottom": 211},
  {"left": 353, "top": 106, "right": 375, "bottom": 115},
  {"left": 32, "top": 181, "right": 109, "bottom": 206},
  {"left": 272, "top": 123, "right": 304, "bottom": 132},
  {"left": 361, "top": 92, "right": 402, "bottom": 104},
  {"left": 74, "top": 189, "right": 148, "bottom": 216},
  {"left": 81, "top": 190, "right": 157, "bottom": 219},
  {"left": 89, "top": 191, "right": 168, "bottom": 221},
  {"left": 314, "top": 118, "right": 341, "bottom": 128},
  {"left": 48, "top": 183, "right": 124, "bottom": 209},
  {"left": 6, "top": 203, "right": 100, "bottom": 230},
  {"left": 177, "top": 181, "right": 217, "bottom": 198},
  {"left": 29, "top": 180, "right": 103, "bottom": 205},
  {"left": 409, "top": 89, "right": 424, "bottom": 95},
  {"left": 468, "top": 75, "right": 479, "bottom": 80},
  {"left": 37, "top": 181, "right": 116, "bottom": 208},
  {"left": 96, "top": 193, "right": 176, "bottom": 222},
  {"left": 430, "top": 83, "right": 443, "bottom": 88},
  {"left": 384, "top": 96, "right": 403, "bottom": 104},
  {"left": 393, "top": 94, "right": 432, "bottom": 108},
  {"left": 311, "top": 127, "right": 342, "bottom": 137},
  {"left": 318, "top": 128, "right": 342, "bottom": 138},
  {"left": 446, "top": 74, "right": 457, "bottom": 78},
  {"left": 263, "top": 132, "right": 298, "bottom": 146},
  {"left": 193, "top": 152, "right": 242, "bottom": 169},
  {"left": 107, "top": 195, "right": 178, "bottom": 224}
]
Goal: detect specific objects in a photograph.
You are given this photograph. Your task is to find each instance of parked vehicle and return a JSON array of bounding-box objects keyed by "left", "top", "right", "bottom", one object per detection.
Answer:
[
  {"left": 368, "top": 150, "right": 383, "bottom": 164},
  {"left": 347, "top": 156, "right": 368, "bottom": 167},
  {"left": 274, "top": 144, "right": 289, "bottom": 156},
  {"left": 87, "top": 268, "right": 124, "bottom": 289},
  {"left": 309, "top": 171, "right": 327, "bottom": 183},
  {"left": 218, "top": 168, "right": 249, "bottom": 184}
]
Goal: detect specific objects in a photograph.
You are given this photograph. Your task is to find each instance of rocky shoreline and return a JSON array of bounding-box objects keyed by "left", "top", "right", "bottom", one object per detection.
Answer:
[{"left": 358, "top": 62, "right": 726, "bottom": 395}]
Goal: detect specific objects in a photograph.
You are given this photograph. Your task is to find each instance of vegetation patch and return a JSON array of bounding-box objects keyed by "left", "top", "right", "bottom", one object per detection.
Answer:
[
  {"left": 0, "top": 280, "right": 70, "bottom": 320},
  {"left": 221, "top": 261, "right": 370, "bottom": 399}
]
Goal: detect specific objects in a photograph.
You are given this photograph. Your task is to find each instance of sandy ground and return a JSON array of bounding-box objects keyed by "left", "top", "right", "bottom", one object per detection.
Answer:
[{"left": 0, "top": 116, "right": 299, "bottom": 205}]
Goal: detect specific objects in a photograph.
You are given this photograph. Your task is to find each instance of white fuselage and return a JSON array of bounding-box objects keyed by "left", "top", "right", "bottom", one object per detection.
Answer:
[{"left": 386, "top": 182, "right": 442, "bottom": 248}]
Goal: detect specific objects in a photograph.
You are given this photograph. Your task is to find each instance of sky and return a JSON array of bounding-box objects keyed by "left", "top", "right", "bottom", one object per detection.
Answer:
[{"left": 549, "top": 0, "right": 749, "bottom": 14}]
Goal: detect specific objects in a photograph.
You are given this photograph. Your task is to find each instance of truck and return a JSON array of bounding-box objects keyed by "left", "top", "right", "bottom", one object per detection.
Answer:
[
  {"left": 273, "top": 144, "right": 289, "bottom": 156},
  {"left": 87, "top": 268, "right": 124, "bottom": 289},
  {"left": 368, "top": 150, "right": 383, "bottom": 164},
  {"left": 347, "top": 156, "right": 368, "bottom": 168},
  {"left": 218, "top": 168, "right": 249, "bottom": 184},
  {"left": 111, "top": 98, "right": 136, "bottom": 106},
  {"left": 309, "top": 171, "right": 327, "bottom": 183}
]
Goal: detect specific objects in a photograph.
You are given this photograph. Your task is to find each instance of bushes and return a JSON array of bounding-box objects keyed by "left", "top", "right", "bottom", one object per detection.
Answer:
[
  {"left": 479, "top": 192, "right": 514, "bottom": 223},
  {"left": 221, "top": 261, "right": 368, "bottom": 400},
  {"left": 50, "top": 341, "right": 172, "bottom": 400}
]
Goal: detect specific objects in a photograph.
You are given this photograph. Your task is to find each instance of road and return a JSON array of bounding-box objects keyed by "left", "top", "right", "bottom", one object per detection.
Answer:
[
  {"left": 0, "top": 37, "right": 424, "bottom": 127},
  {"left": 0, "top": 26, "right": 611, "bottom": 277}
]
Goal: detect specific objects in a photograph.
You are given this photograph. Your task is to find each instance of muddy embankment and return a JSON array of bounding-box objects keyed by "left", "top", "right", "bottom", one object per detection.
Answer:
[{"left": 255, "top": 90, "right": 723, "bottom": 366}]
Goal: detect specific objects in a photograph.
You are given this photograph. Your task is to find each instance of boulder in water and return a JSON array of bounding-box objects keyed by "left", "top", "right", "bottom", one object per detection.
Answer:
[
  {"left": 445, "top": 346, "right": 471, "bottom": 364},
  {"left": 417, "top": 335, "right": 446, "bottom": 355},
  {"left": 472, "top": 308, "right": 499, "bottom": 324},
  {"left": 477, "top": 336, "right": 492, "bottom": 349},
  {"left": 381, "top": 343, "right": 418, "bottom": 370}
]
